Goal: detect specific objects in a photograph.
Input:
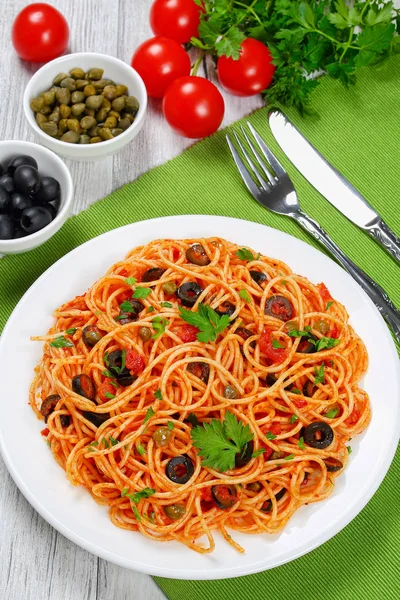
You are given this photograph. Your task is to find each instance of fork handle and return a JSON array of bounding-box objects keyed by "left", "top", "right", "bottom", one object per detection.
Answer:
[
  {"left": 293, "top": 209, "right": 400, "bottom": 342},
  {"left": 365, "top": 217, "right": 400, "bottom": 264}
]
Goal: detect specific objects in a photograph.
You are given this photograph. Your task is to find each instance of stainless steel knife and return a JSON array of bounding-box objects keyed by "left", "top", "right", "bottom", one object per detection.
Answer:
[{"left": 268, "top": 111, "right": 400, "bottom": 264}]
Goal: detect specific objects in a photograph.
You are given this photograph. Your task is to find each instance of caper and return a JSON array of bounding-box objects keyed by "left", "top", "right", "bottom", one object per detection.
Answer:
[
  {"left": 285, "top": 320, "right": 299, "bottom": 333},
  {"left": 112, "top": 96, "right": 126, "bottom": 112},
  {"left": 30, "top": 97, "right": 45, "bottom": 112},
  {"left": 69, "top": 67, "right": 86, "bottom": 80},
  {"left": 223, "top": 385, "right": 240, "bottom": 399},
  {"left": 60, "top": 77, "right": 76, "bottom": 91},
  {"left": 102, "top": 85, "right": 118, "bottom": 101},
  {"left": 84, "top": 107, "right": 96, "bottom": 117},
  {"left": 75, "top": 78, "right": 89, "bottom": 89},
  {"left": 87, "top": 125, "right": 101, "bottom": 138},
  {"left": 61, "top": 131, "right": 80, "bottom": 143},
  {"left": 58, "top": 118, "right": 68, "bottom": 133},
  {"left": 87, "top": 68, "right": 104, "bottom": 80},
  {"left": 40, "top": 90, "right": 55, "bottom": 105},
  {"left": 80, "top": 116, "right": 96, "bottom": 130},
  {"left": 102, "top": 98, "right": 112, "bottom": 112},
  {"left": 59, "top": 104, "right": 71, "bottom": 118},
  {"left": 67, "top": 119, "right": 82, "bottom": 133},
  {"left": 86, "top": 95, "right": 104, "bottom": 110},
  {"left": 108, "top": 110, "right": 121, "bottom": 119},
  {"left": 40, "top": 122, "right": 58, "bottom": 137},
  {"left": 79, "top": 134, "right": 90, "bottom": 144},
  {"left": 111, "top": 128, "right": 123, "bottom": 137},
  {"left": 139, "top": 327, "right": 152, "bottom": 342},
  {"left": 104, "top": 116, "right": 117, "bottom": 129},
  {"left": 270, "top": 450, "right": 284, "bottom": 460},
  {"left": 70, "top": 103, "right": 86, "bottom": 117},
  {"left": 118, "top": 117, "right": 131, "bottom": 131},
  {"left": 90, "top": 136, "right": 102, "bottom": 143},
  {"left": 121, "top": 112, "right": 135, "bottom": 123},
  {"left": 56, "top": 88, "right": 71, "bottom": 105},
  {"left": 53, "top": 72, "right": 70, "bottom": 85},
  {"left": 96, "top": 107, "right": 108, "bottom": 122},
  {"left": 83, "top": 84, "right": 96, "bottom": 97},
  {"left": 247, "top": 482, "right": 262, "bottom": 493},
  {"left": 92, "top": 78, "right": 111, "bottom": 90},
  {"left": 125, "top": 96, "right": 139, "bottom": 114},
  {"left": 153, "top": 426, "right": 173, "bottom": 448},
  {"left": 314, "top": 319, "right": 330, "bottom": 335},
  {"left": 39, "top": 106, "right": 52, "bottom": 115},
  {"left": 115, "top": 84, "right": 128, "bottom": 97},
  {"left": 99, "top": 127, "right": 113, "bottom": 140},
  {"left": 164, "top": 504, "right": 185, "bottom": 520},
  {"left": 36, "top": 113, "right": 47, "bottom": 126},
  {"left": 162, "top": 281, "right": 177, "bottom": 295},
  {"left": 71, "top": 91, "right": 85, "bottom": 104},
  {"left": 48, "top": 111, "right": 60, "bottom": 124}
]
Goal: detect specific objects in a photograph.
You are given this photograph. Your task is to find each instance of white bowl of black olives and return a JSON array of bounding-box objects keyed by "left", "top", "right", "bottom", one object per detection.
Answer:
[{"left": 0, "top": 141, "right": 73, "bottom": 254}]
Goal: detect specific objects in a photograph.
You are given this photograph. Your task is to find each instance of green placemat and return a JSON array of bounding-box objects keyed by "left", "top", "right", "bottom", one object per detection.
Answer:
[{"left": 1, "top": 55, "right": 400, "bottom": 599}]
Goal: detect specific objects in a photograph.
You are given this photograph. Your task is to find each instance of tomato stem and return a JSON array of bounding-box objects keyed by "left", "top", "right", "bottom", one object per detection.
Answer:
[{"left": 191, "top": 51, "right": 205, "bottom": 77}]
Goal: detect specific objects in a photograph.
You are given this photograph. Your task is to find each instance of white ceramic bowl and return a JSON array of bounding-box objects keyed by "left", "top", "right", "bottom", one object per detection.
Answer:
[
  {"left": 23, "top": 52, "right": 147, "bottom": 161},
  {"left": 0, "top": 141, "right": 73, "bottom": 254}
]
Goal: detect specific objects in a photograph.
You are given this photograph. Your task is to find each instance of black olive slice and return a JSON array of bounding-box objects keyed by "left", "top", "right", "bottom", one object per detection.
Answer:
[
  {"left": 265, "top": 295, "right": 294, "bottom": 322},
  {"left": 116, "top": 369, "right": 136, "bottom": 387},
  {"left": 211, "top": 485, "right": 238, "bottom": 509},
  {"left": 72, "top": 374, "right": 96, "bottom": 401},
  {"left": 117, "top": 299, "right": 145, "bottom": 324},
  {"left": 215, "top": 301, "right": 235, "bottom": 318},
  {"left": 236, "top": 327, "right": 256, "bottom": 349},
  {"left": 166, "top": 454, "right": 194, "bottom": 484},
  {"left": 186, "top": 243, "right": 210, "bottom": 266},
  {"left": 82, "top": 325, "right": 104, "bottom": 347},
  {"left": 323, "top": 457, "right": 343, "bottom": 472},
  {"left": 40, "top": 394, "right": 61, "bottom": 423},
  {"left": 265, "top": 373, "right": 293, "bottom": 391},
  {"left": 187, "top": 362, "right": 210, "bottom": 383},
  {"left": 250, "top": 271, "right": 267, "bottom": 285},
  {"left": 60, "top": 415, "right": 70, "bottom": 427},
  {"left": 176, "top": 282, "right": 203, "bottom": 307},
  {"left": 142, "top": 267, "right": 166, "bottom": 282},
  {"left": 304, "top": 380, "right": 317, "bottom": 397},
  {"left": 304, "top": 421, "right": 334, "bottom": 449},
  {"left": 234, "top": 440, "right": 254, "bottom": 468},
  {"left": 297, "top": 334, "right": 317, "bottom": 354},
  {"left": 261, "top": 488, "right": 286, "bottom": 512},
  {"left": 82, "top": 411, "right": 111, "bottom": 427}
]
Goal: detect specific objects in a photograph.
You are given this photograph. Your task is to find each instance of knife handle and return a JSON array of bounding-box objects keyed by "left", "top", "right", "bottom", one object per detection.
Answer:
[
  {"left": 294, "top": 210, "right": 400, "bottom": 343},
  {"left": 365, "top": 218, "right": 400, "bottom": 264}
]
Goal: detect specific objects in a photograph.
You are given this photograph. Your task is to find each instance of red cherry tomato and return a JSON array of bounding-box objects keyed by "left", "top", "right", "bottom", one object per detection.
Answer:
[
  {"left": 176, "top": 324, "right": 199, "bottom": 342},
  {"left": 98, "top": 381, "right": 117, "bottom": 402},
  {"left": 259, "top": 329, "right": 288, "bottom": 364},
  {"left": 163, "top": 76, "right": 225, "bottom": 138},
  {"left": 131, "top": 36, "right": 191, "bottom": 98},
  {"left": 125, "top": 350, "right": 145, "bottom": 375},
  {"left": 150, "top": 0, "right": 201, "bottom": 44},
  {"left": 12, "top": 3, "right": 69, "bottom": 62},
  {"left": 217, "top": 38, "right": 275, "bottom": 97}
]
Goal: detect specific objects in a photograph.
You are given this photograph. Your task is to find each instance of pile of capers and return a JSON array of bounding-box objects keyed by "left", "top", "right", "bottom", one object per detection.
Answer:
[{"left": 30, "top": 67, "right": 139, "bottom": 144}]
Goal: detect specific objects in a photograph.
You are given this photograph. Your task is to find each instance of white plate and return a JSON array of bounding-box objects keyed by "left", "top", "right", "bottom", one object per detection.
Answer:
[{"left": 0, "top": 215, "right": 399, "bottom": 580}]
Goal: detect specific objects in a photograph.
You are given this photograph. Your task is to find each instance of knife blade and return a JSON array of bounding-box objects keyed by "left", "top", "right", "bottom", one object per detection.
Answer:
[{"left": 268, "top": 111, "right": 400, "bottom": 263}]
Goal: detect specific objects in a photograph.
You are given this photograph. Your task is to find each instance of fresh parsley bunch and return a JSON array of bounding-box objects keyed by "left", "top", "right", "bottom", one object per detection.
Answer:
[{"left": 192, "top": 0, "right": 400, "bottom": 113}]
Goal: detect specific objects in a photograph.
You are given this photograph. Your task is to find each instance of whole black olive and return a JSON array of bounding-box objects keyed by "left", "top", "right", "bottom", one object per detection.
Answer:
[
  {"left": 236, "top": 327, "right": 256, "bottom": 349},
  {"left": 13, "top": 227, "right": 27, "bottom": 239},
  {"left": 45, "top": 202, "right": 58, "bottom": 220},
  {"left": 265, "top": 295, "right": 294, "bottom": 322},
  {"left": 8, "top": 155, "right": 38, "bottom": 175},
  {"left": 20, "top": 206, "right": 52, "bottom": 234},
  {"left": 10, "top": 192, "right": 33, "bottom": 220},
  {"left": 323, "top": 457, "right": 343, "bottom": 472},
  {"left": 0, "top": 185, "right": 10, "bottom": 213},
  {"left": 82, "top": 410, "right": 111, "bottom": 427},
  {"left": 211, "top": 485, "right": 238, "bottom": 509},
  {"left": 82, "top": 325, "right": 104, "bottom": 347},
  {"left": 117, "top": 298, "right": 144, "bottom": 324},
  {"left": 33, "top": 176, "right": 60, "bottom": 204},
  {"left": 176, "top": 282, "right": 203, "bottom": 307},
  {"left": 215, "top": 301, "right": 235, "bottom": 318},
  {"left": 0, "top": 173, "right": 15, "bottom": 193},
  {"left": 142, "top": 267, "right": 166, "bottom": 282},
  {"left": 261, "top": 488, "right": 286, "bottom": 512},
  {"left": 187, "top": 362, "right": 210, "bottom": 383},
  {"left": 0, "top": 214, "right": 14, "bottom": 239},
  {"left": 250, "top": 271, "right": 267, "bottom": 285},
  {"left": 0, "top": 163, "right": 3, "bottom": 176},
  {"left": 304, "top": 421, "right": 334, "bottom": 449},
  {"left": 166, "top": 454, "right": 194, "bottom": 484},
  {"left": 235, "top": 440, "right": 254, "bottom": 468},
  {"left": 72, "top": 374, "right": 96, "bottom": 401},
  {"left": 40, "top": 394, "right": 61, "bottom": 423},
  {"left": 186, "top": 243, "right": 210, "bottom": 266},
  {"left": 13, "top": 165, "right": 41, "bottom": 196},
  {"left": 297, "top": 334, "right": 317, "bottom": 354}
]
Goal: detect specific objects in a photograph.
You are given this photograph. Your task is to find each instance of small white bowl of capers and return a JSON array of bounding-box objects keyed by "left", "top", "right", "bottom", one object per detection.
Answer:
[{"left": 23, "top": 52, "right": 148, "bottom": 162}]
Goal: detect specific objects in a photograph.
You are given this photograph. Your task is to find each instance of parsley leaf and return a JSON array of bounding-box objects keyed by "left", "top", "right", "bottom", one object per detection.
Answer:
[
  {"left": 121, "top": 487, "right": 128, "bottom": 496},
  {"left": 252, "top": 448, "right": 265, "bottom": 459},
  {"left": 291, "top": 388, "right": 301, "bottom": 395},
  {"left": 315, "top": 337, "right": 340, "bottom": 352},
  {"left": 125, "top": 277, "right": 136, "bottom": 285},
  {"left": 133, "top": 287, "right": 152, "bottom": 299},
  {"left": 161, "top": 301, "right": 173, "bottom": 308},
  {"left": 235, "top": 247, "right": 257, "bottom": 261},
  {"left": 147, "top": 306, "right": 155, "bottom": 313},
  {"left": 314, "top": 364, "right": 325, "bottom": 385},
  {"left": 326, "top": 301, "right": 333, "bottom": 311},
  {"left": 284, "top": 454, "right": 295, "bottom": 460},
  {"left": 104, "top": 392, "right": 115, "bottom": 399},
  {"left": 109, "top": 437, "right": 119, "bottom": 446},
  {"left": 143, "top": 407, "right": 155, "bottom": 425},
  {"left": 325, "top": 408, "right": 339, "bottom": 419},
  {"left": 102, "top": 437, "right": 110, "bottom": 449},
  {"left": 120, "top": 300, "right": 136, "bottom": 312},
  {"left": 290, "top": 415, "right": 299, "bottom": 424},
  {"left": 191, "top": 411, "right": 253, "bottom": 472},
  {"left": 167, "top": 421, "right": 174, "bottom": 431},
  {"left": 154, "top": 389, "right": 162, "bottom": 400},
  {"left": 266, "top": 431, "right": 277, "bottom": 440},
  {"left": 129, "top": 487, "right": 156, "bottom": 504},
  {"left": 288, "top": 329, "right": 310, "bottom": 338},
  {"left": 272, "top": 339, "right": 285, "bottom": 349},
  {"left": 50, "top": 336, "right": 74, "bottom": 348},
  {"left": 102, "top": 369, "right": 115, "bottom": 379},
  {"left": 347, "top": 446, "right": 352, "bottom": 455},
  {"left": 65, "top": 328, "right": 77, "bottom": 335},
  {"left": 179, "top": 303, "right": 230, "bottom": 343},
  {"left": 131, "top": 505, "right": 141, "bottom": 521},
  {"left": 136, "top": 443, "right": 146, "bottom": 455},
  {"left": 239, "top": 289, "right": 252, "bottom": 303},
  {"left": 298, "top": 436, "right": 305, "bottom": 450},
  {"left": 152, "top": 317, "right": 168, "bottom": 340}
]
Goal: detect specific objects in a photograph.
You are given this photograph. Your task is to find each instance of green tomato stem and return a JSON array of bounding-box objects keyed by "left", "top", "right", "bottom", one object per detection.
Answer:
[{"left": 191, "top": 51, "right": 205, "bottom": 76}]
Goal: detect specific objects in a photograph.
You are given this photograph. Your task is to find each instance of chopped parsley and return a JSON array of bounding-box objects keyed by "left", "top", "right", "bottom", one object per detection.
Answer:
[
  {"left": 132, "top": 506, "right": 141, "bottom": 521},
  {"left": 161, "top": 301, "right": 173, "bottom": 308},
  {"left": 136, "top": 443, "right": 146, "bottom": 455},
  {"left": 179, "top": 303, "right": 230, "bottom": 343},
  {"left": 109, "top": 437, "right": 119, "bottom": 446},
  {"left": 50, "top": 336, "right": 74, "bottom": 348},
  {"left": 102, "top": 369, "right": 115, "bottom": 379},
  {"left": 298, "top": 437, "right": 305, "bottom": 450},
  {"left": 143, "top": 406, "right": 155, "bottom": 425},
  {"left": 133, "top": 287, "right": 152, "bottom": 299},
  {"left": 290, "top": 415, "right": 299, "bottom": 424},
  {"left": 239, "top": 289, "right": 252, "bottom": 303},
  {"left": 272, "top": 339, "right": 285, "bottom": 349},
  {"left": 167, "top": 421, "right": 174, "bottom": 431},
  {"left": 326, "top": 301, "right": 333, "bottom": 311},
  {"left": 147, "top": 306, "right": 155, "bottom": 313},
  {"left": 125, "top": 277, "right": 137, "bottom": 285},
  {"left": 65, "top": 328, "right": 77, "bottom": 335},
  {"left": 347, "top": 446, "right": 352, "bottom": 455},
  {"left": 154, "top": 389, "right": 162, "bottom": 400},
  {"left": 121, "top": 487, "right": 128, "bottom": 496},
  {"left": 284, "top": 454, "right": 295, "bottom": 460},
  {"left": 152, "top": 317, "right": 168, "bottom": 340},
  {"left": 252, "top": 448, "right": 265, "bottom": 459},
  {"left": 120, "top": 300, "right": 136, "bottom": 312},
  {"left": 102, "top": 437, "right": 110, "bottom": 449},
  {"left": 266, "top": 431, "right": 277, "bottom": 440},
  {"left": 315, "top": 337, "right": 340, "bottom": 352},
  {"left": 104, "top": 392, "right": 115, "bottom": 399},
  {"left": 235, "top": 248, "right": 258, "bottom": 261},
  {"left": 314, "top": 364, "right": 325, "bottom": 385},
  {"left": 291, "top": 388, "right": 301, "bottom": 395},
  {"left": 325, "top": 408, "right": 339, "bottom": 419}
]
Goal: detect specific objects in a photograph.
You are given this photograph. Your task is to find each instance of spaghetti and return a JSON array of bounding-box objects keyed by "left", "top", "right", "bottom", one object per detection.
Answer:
[{"left": 30, "top": 237, "right": 370, "bottom": 553}]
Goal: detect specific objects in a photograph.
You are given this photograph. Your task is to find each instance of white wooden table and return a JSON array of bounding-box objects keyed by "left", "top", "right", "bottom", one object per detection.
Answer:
[{"left": 0, "top": 2, "right": 262, "bottom": 599}]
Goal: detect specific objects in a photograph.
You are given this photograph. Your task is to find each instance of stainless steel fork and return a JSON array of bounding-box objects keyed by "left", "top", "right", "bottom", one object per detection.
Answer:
[{"left": 226, "top": 123, "right": 400, "bottom": 342}]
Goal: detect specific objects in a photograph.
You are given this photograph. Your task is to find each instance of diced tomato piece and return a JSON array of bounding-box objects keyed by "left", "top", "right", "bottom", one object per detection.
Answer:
[
  {"left": 201, "top": 487, "right": 213, "bottom": 503},
  {"left": 98, "top": 381, "right": 117, "bottom": 401},
  {"left": 260, "top": 443, "right": 273, "bottom": 460},
  {"left": 126, "top": 350, "right": 145, "bottom": 375},
  {"left": 118, "top": 290, "right": 132, "bottom": 303},
  {"left": 119, "top": 268, "right": 129, "bottom": 277},
  {"left": 317, "top": 282, "right": 332, "bottom": 303},
  {"left": 41, "top": 427, "right": 49, "bottom": 436},
  {"left": 344, "top": 408, "right": 361, "bottom": 427},
  {"left": 172, "top": 248, "right": 180, "bottom": 261},
  {"left": 294, "top": 398, "right": 307, "bottom": 408},
  {"left": 301, "top": 475, "right": 309, "bottom": 486},
  {"left": 330, "top": 324, "right": 340, "bottom": 339},
  {"left": 259, "top": 329, "right": 288, "bottom": 364},
  {"left": 269, "top": 422, "right": 281, "bottom": 435},
  {"left": 176, "top": 325, "right": 199, "bottom": 343}
]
